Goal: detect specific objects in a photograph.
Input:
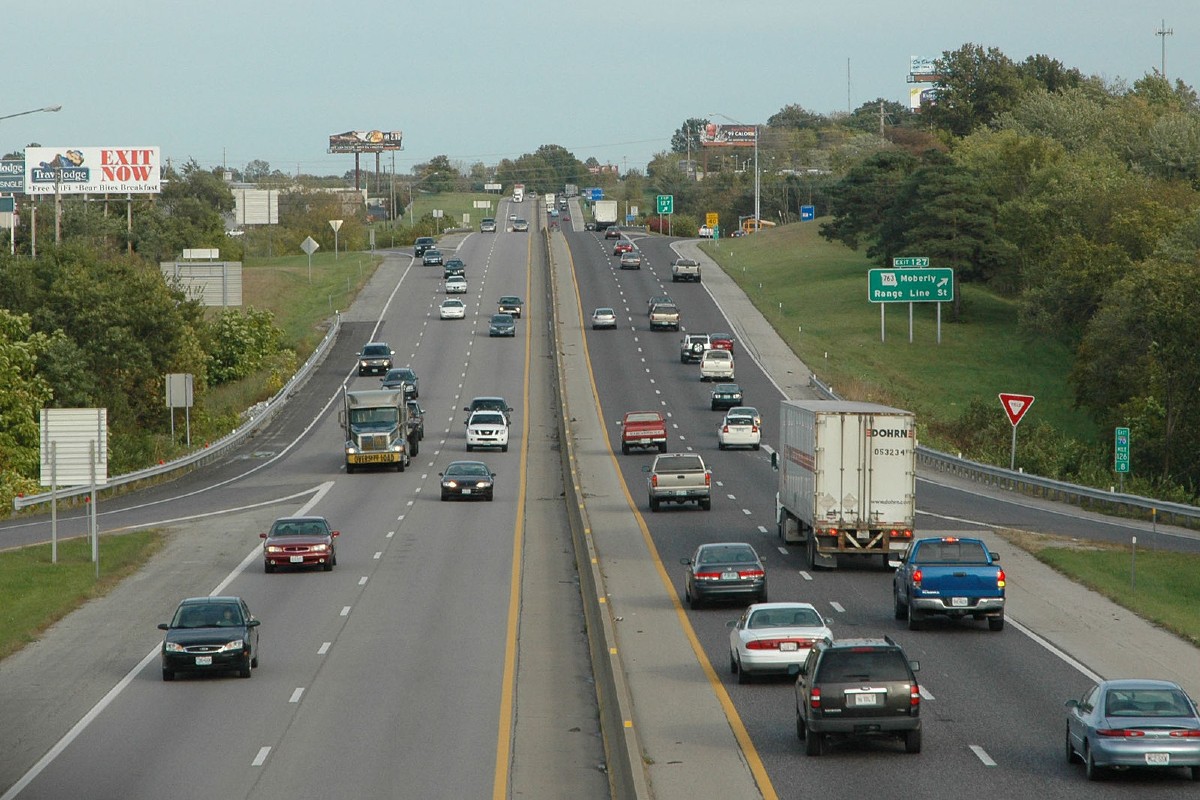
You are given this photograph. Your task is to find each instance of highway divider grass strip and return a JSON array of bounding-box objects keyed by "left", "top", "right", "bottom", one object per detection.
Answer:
[
  {"left": 998, "top": 530, "right": 1200, "bottom": 645},
  {"left": 0, "top": 531, "right": 164, "bottom": 662}
]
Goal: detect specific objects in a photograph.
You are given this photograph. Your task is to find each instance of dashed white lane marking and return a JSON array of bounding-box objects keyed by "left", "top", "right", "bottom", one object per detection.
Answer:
[
  {"left": 373, "top": 552, "right": 382, "bottom": 560},
  {"left": 340, "top": 606, "right": 351, "bottom": 617},
  {"left": 358, "top": 577, "right": 368, "bottom": 586},
  {"left": 829, "top": 601, "right": 845, "bottom": 613},
  {"left": 252, "top": 747, "right": 271, "bottom": 766},
  {"left": 742, "top": 508, "right": 752, "bottom": 516},
  {"left": 289, "top": 688, "right": 304, "bottom": 703},
  {"left": 969, "top": 745, "right": 995, "bottom": 766},
  {"left": 318, "top": 642, "right": 331, "bottom": 655},
  {"left": 758, "top": 526, "right": 768, "bottom": 533},
  {"left": 387, "top": 530, "right": 395, "bottom": 538},
  {"left": 920, "top": 686, "right": 936, "bottom": 700}
]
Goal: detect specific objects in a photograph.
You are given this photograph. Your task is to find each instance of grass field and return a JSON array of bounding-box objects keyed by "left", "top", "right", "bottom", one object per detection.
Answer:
[{"left": 700, "top": 223, "right": 1098, "bottom": 445}]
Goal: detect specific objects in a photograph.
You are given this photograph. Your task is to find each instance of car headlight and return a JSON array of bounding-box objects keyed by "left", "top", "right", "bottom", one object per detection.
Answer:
[
  {"left": 392, "top": 444, "right": 404, "bottom": 452},
  {"left": 311, "top": 543, "right": 328, "bottom": 552},
  {"left": 444, "top": 480, "right": 459, "bottom": 488},
  {"left": 475, "top": 481, "right": 491, "bottom": 488},
  {"left": 266, "top": 545, "right": 284, "bottom": 553},
  {"left": 217, "top": 639, "right": 248, "bottom": 653},
  {"left": 346, "top": 446, "right": 359, "bottom": 455},
  {"left": 360, "top": 360, "right": 368, "bottom": 367},
  {"left": 164, "top": 641, "right": 186, "bottom": 653}
]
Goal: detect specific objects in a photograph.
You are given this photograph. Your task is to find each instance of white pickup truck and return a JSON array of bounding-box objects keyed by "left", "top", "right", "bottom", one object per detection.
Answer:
[{"left": 671, "top": 257, "right": 702, "bottom": 283}]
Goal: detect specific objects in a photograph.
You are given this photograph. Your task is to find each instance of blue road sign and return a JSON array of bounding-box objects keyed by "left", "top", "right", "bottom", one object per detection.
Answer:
[
  {"left": 800, "top": 205, "right": 815, "bottom": 221},
  {"left": 588, "top": 188, "right": 604, "bottom": 201}
]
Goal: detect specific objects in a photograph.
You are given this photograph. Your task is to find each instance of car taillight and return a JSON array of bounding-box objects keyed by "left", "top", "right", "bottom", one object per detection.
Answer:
[
  {"left": 651, "top": 475, "right": 659, "bottom": 487},
  {"left": 912, "top": 568, "right": 922, "bottom": 587},
  {"left": 1097, "top": 729, "right": 1145, "bottom": 737},
  {"left": 910, "top": 685, "right": 921, "bottom": 707},
  {"left": 739, "top": 568, "right": 764, "bottom": 579},
  {"left": 751, "top": 425, "right": 758, "bottom": 433},
  {"left": 997, "top": 569, "right": 1006, "bottom": 588},
  {"left": 889, "top": 529, "right": 913, "bottom": 539},
  {"left": 1171, "top": 730, "right": 1200, "bottom": 737},
  {"left": 809, "top": 687, "right": 821, "bottom": 709},
  {"left": 704, "top": 471, "right": 711, "bottom": 486},
  {"left": 695, "top": 571, "right": 723, "bottom": 580},
  {"left": 747, "top": 637, "right": 817, "bottom": 650},
  {"left": 722, "top": 425, "right": 730, "bottom": 433}
]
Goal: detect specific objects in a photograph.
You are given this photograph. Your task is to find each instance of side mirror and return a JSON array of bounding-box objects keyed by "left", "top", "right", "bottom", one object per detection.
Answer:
[
  {"left": 725, "top": 620, "right": 738, "bottom": 629},
  {"left": 788, "top": 663, "right": 803, "bottom": 678},
  {"left": 331, "top": 531, "right": 340, "bottom": 538},
  {"left": 990, "top": 553, "right": 1000, "bottom": 563},
  {"left": 679, "top": 557, "right": 692, "bottom": 565},
  {"left": 247, "top": 619, "right": 261, "bottom": 628},
  {"left": 259, "top": 533, "right": 268, "bottom": 539},
  {"left": 157, "top": 623, "right": 170, "bottom": 631},
  {"left": 1064, "top": 699, "right": 1079, "bottom": 711},
  {"left": 642, "top": 465, "right": 651, "bottom": 473},
  {"left": 909, "top": 659, "right": 920, "bottom": 673}
]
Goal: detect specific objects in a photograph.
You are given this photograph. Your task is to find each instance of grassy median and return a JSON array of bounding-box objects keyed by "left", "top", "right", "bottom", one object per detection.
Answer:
[{"left": 0, "top": 531, "right": 164, "bottom": 661}]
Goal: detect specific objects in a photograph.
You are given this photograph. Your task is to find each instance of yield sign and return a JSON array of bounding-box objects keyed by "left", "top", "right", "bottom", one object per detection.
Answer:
[{"left": 999, "top": 393, "right": 1035, "bottom": 427}]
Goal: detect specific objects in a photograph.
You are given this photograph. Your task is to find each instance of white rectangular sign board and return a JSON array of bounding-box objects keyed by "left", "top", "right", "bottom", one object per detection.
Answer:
[{"left": 40, "top": 408, "right": 108, "bottom": 486}]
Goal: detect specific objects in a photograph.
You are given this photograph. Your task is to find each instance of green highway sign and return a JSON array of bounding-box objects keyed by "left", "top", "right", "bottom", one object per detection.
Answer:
[
  {"left": 868, "top": 268, "right": 954, "bottom": 303},
  {"left": 656, "top": 194, "right": 673, "bottom": 215},
  {"left": 1114, "top": 426, "right": 1130, "bottom": 473},
  {"left": 893, "top": 256, "right": 929, "bottom": 267}
]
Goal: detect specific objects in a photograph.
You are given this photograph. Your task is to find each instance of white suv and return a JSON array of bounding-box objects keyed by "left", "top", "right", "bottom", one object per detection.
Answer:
[
  {"left": 466, "top": 410, "right": 510, "bottom": 452},
  {"left": 699, "top": 349, "right": 734, "bottom": 381}
]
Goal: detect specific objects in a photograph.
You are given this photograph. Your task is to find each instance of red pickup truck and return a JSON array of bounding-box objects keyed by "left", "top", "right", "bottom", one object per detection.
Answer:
[{"left": 621, "top": 411, "right": 668, "bottom": 454}]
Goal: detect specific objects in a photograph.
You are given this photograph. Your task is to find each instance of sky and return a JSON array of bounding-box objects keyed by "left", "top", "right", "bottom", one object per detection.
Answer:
[{"left": 4, "top": 1, "right": 1197, "bottom": 180}]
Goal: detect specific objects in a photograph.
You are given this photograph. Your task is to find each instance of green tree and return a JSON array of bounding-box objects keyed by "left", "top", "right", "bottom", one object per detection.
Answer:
[
  {"left": 0, "top": 310, "right": 54, "bottom": 489},
  {"left": 925, "top": 44, "right": 1024, "bottom": 136},
  {"left": 671, "top": 118, "right": 708, "bottom": 154},
  {"left": 819, "top": 150, "right": 917, "bottom": 251}
]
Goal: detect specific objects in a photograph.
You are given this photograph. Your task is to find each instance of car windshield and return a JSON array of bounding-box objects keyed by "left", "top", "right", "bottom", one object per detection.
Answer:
[
  {"left": 704, "top": 351, "right": 730, "bottom": 361},
  {"left": 750, "top": 608, "right": 822, "bottom": 628},
  {"left": 500, "top": 297, "right": 519, "bottom": 304},
  {"left": 173, "top": 603, "right": 243, "bottom": 628},
  {"left": 910, "top": 540, "right": 989, "bottom": 564},
  {"left": 442, "top": 300, "right": 463, "bottom": 307},
  {"left": 491, "top": 315, "right": 513, "bottom": 323},
  {"left": 271, "top": 519, "right": 330, "bottom": 537},
  {"left": 626, "top": 412, "right": 661, "bottom": 423},
  {"left": 595, "top": 308, "right": 614, "bottom": 316},
  {"left": 448, "top": 463, "right": 490, "bottom": 477},
  {"left": 726, "top": 416, "right": 754, "bottom": 426},
  {"left": 361, "top": 345, "right": 389, "bottom": 357},
  {"left": 385, "top": 369, "right": 414, "bottom": 380},
  {"left": 1105, "top": 689, "right": 1195, "bottom": 717},
  {"left": 698, "top": 545, "right": 756, "bottom": 565},
  {"left": 818, "top": 650, "right": 911, "bottom": 682},
  {"left": 472, "top": 412, "right": 506, "bottom": 425}
]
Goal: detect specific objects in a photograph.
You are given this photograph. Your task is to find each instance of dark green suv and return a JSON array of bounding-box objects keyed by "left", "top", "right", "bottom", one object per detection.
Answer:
[{"left": 793, "top": 636, "right": 921, "bottom": 756}]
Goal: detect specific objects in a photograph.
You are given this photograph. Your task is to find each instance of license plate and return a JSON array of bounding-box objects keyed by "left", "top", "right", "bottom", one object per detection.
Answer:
[
  {"left": 676, "top": 490, "right": 688, "bottom": 497},
  {"left": 1145, "top": 753, "right": 1170, "bottom": 765},
  {"left": 722, "top": 572, "right": 738, "bottom": 580},
  {"left": 853, "top": 693, "right": 880, "bottom": 706},
  {"left": 856, "top": 531, "right": 869, "bottom": 540},
  {"left": 951, "top": 597, "right": 968, "bottom": 607},
  {"left": 355, "top": 453, "right": 392, "bottom": 463},
  {"left": 462, "top": 489, "right": 472, "bottom": 495},
  {"left": 195, "top": 656, "right": 212, "bottom": 666},
  {"left": 290, "top": 555, "right": 304, "bottom": 563},
  {"left": 779, "top": 642, "right": 799, "bottom": 651}
]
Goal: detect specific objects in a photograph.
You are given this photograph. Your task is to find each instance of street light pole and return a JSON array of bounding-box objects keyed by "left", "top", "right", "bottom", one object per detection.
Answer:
[
  {"left": 0, "top": 104, "right": 62, "bottom": 123},
  {"left": 709, "top": 111, "right": 760, "bottom": 231}
]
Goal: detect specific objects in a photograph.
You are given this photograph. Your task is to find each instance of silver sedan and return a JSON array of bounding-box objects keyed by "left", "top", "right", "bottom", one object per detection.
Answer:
[
  {"left": 1066, "top": 679, "right": 1200, "bottom": 781},
  {"left": 591, "top": 307, "right": 617, "bottom": 329}
]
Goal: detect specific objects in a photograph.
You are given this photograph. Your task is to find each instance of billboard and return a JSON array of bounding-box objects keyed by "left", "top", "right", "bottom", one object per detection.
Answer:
[
  {"left": 1, "top": 159, "right": 24, "bottom": 193},
  {"left": 909, "top": 56, "right": 938, "bottom": 76},
  {"left": 328, "top": 130, "right": 404, "bottom": 153},
  {"left": 700, "top": 123, "right": 757, "bottom": 147},
  {"left": 24, "top": 147, "right": 160, "bottom": 195}
]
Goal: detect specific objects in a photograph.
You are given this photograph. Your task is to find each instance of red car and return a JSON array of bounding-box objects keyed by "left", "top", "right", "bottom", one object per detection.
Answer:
[
  {"left": 614, "top": 241, "right": 634, "bottom": 255},
  {"left": 604, "top": 227, "right": 622, "bottom": 239},
  {"left": 260, "top": 516, "right": 339, "bottom": 572},
  {"left": 708, "top": 332, "right": 736, "bottom": 354}
]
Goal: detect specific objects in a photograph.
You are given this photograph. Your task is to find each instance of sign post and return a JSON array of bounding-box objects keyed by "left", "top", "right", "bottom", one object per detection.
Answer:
[
  {"left": 998, "top": 393, "right": 1035, "bottom": 470},
  {"left": 868, "top": 262, "right": 953, "bottom": 343},
  {"left": 301, "top": 236, "right": 320, "bottom": 283},
  {"left": 328, "top": 219, "right": 343, "bottom": 259},
  {"left": 1114, "top": 426, "right": 1130, "bottom": 492},
  {"left": 656, "top": 194, "right": 673, "bottom": 236}
]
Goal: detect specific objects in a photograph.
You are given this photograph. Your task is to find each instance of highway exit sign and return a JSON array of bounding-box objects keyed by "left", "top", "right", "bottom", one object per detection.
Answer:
[
  {"left": 656, "top": 194, "right": 673, "bottom": 215},
  {"left": 868, "top": 268, "right": 954, "bottom": 303},
  {"left": 1114, "top": 426, "right": 1130, "bottom": 473},
  {"left": 893, "top": 256, "right": 930, "bottom": 267}
]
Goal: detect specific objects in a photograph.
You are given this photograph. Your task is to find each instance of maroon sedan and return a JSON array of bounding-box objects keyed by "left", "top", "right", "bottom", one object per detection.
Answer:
[
  {"left": 709, "top": 332, "right": 736, "bottom": 354},
  {"left": 614, "top": 241, "right": 634, "bottom": 255},
  {"left": 261, "top": 516, "right": 339, "bottom": 572}
]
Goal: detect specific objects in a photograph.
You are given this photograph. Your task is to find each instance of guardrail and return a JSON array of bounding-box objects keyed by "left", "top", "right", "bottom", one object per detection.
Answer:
[
  {"left": 808, "top": 372, "right": 1200, "bottom": 530},
  {"left": 13, "top": 312, "right": 342, "bottom": 511}
]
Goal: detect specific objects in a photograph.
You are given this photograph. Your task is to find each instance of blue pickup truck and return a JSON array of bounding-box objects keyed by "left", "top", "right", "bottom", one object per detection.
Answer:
[{"left": 893, "top": 536, "right": 1006, "bottom": 631}]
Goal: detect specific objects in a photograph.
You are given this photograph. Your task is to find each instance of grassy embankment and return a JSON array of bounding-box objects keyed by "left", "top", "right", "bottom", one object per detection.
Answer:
[{"left": 701, "top": 222, "right": 1200, "bottom": 647}]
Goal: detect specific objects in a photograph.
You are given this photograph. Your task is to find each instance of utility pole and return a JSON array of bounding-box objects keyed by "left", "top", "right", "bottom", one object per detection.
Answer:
[
  {"left": 879, "top": 100, "right": 885, "bottom": 137},
  {"left": 1156, "top": 19, "right": 1173, "bottom": 79}
]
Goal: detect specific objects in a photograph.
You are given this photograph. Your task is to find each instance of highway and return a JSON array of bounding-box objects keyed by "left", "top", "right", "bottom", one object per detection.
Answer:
[
  {"left": 559, "top": 221, "right": 1200, "bottom": 798},
  {"left": 2, "top": 199, "right": 1199, "bottom": 799}
]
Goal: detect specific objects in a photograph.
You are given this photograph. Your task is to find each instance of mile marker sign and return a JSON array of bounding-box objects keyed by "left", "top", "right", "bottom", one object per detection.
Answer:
[{"left": 998, "top": 393, "right": 1035, "bottom": 427}]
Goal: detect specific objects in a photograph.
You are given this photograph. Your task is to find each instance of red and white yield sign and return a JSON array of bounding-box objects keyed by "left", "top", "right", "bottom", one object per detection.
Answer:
[{"left": 999, "top": 393, "right": 1035, "bottom": 427}]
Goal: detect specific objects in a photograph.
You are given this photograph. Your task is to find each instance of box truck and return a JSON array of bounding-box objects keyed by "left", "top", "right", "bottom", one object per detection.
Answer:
[
  {"left": 774, "top": 400, "right": 916, "bottom": 569},
  {"left": 512, "top": 184, "right": 525, "bottom": 203},
  {"left": 593, "top": 199, "right": 618, "bottom": 230}
]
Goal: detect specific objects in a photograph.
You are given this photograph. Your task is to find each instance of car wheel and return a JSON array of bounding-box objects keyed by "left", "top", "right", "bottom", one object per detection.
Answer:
[
  {"left": 988, "top": 615, "right": 1005, "bottom": 632},
  {"left": 264, "top": 561, "right": 274, "bottom": 574},
  {"left": 621, "top": 443, "right": 630, "bottom": 455},
  {"left": 658, "top": 443, "right": 667, "bottom": 453},
  {"left": 680, "top": 355, "right": 687, "bottom": 363},
  {"left": 907, "top": 601, "right": 923, "bottom": 631},
  {"left": 466, "top": 444, "right": 473, "bottom": 452},
  {"left": 1085, "top": 745, "right": 1104, "bottom": 781},
  {"left": 332, "top": 551, "right": 337, "bottom": 566},
  {"left": 1191, "top": 765, "right": 1200, "bottom": 782},
  {"left": 701, "top": 498, "right": 712, "bottom": 511},
  {"left": 411, "top": 438, "right": 419, "bottom": 456},
  {"left": 397, "top": 458, "right": 405, "bottom": 473},
  {"left": 753, "top": 443, "right": 760, "bottom": 451},
  {"left": 162, "top": 668, "right": 174, "bottom": 682},
  {"left": 688, "top": 593, "right": 701, "bottom": 610},
  {"left": 894, "top": 591, "right": 906, "bottom": 620},
  {"left": 346, "top": 463, "right": 355, "bottom": 474},
  {"left": 323, "top": 559, "right": 333, "bottom": 572},
  {"left": 440, "top": 492, "right": 449, "bottom": 501},
  {"left": 711, "top": 402, "right": 718, "bottom": 411},
  {"left": 805, "top": 730, "right": 824, "bottom": 756},
  {"left": 649, "top": 497, "right": 660, "bottom": 512},
  {"left": 487, "top": 492, "right": 494, "bottom": 502},
  {"left": 718, "top": 442, "right": 726, "bottom": 450},
  {"left": 502, "top": 444, "right": 508, "bottom": 453},
  {"left": 239, "top": 659, "right": 252, "bottom": 679},
  {"left": 730, "top": 651, "right": 738, "bottom": 675},
  {"left": 1065, "top": 727, "right": 1080, "bottom": 764},
  {"left": 904, "top": 728, "right": 922, "bottom": 754},
  {"left": 806, "top": 536, "right": 818, "bottom": 570},
  {"left": 737, "top": 657, "right": 751, "bottom": 684},
  {"left": 757, "top": 590, "right": 768, "bottom": 603},
  {"left": 796, "top": 713, "right": 807, "bottom": 741},
  {"left": 251, "top": 654, "right": 259, "bottom": 668}
]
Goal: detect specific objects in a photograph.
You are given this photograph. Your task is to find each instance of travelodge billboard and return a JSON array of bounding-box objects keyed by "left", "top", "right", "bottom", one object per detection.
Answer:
[{"left": 24, "top": 147, "right": 161, "bottom": 195}]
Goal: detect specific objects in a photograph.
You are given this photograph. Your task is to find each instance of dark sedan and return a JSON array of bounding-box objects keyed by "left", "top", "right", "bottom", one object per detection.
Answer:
[
  {"left": 158, "top": 596, "right": 260, "bottom": 680},
  {"left": 440, "top": 460, "right": 496, "bottom": 501},
  {"left": 260, "top": 515, "right": 339, "bottom": 572},
  {"left": 710, "top": 382, "right": 744, "bottom": 411},
  {"left": 422, "top": 249, "right": 444, "bottom": 266},
  {"left": 489, "top": 313, "right": 516, "bottom": 337},
  {"left": 381, "top": 367, "right": 419, "bottom": 398},
  {"left": 681, "top": 542, "right": 767, "bottom": 609}
]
